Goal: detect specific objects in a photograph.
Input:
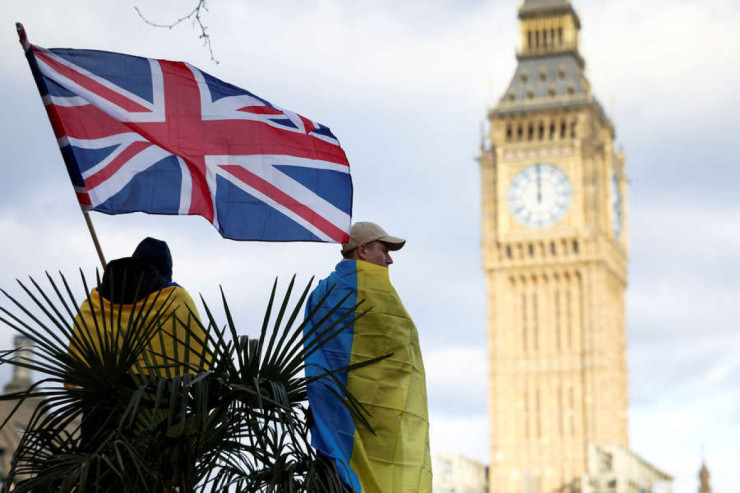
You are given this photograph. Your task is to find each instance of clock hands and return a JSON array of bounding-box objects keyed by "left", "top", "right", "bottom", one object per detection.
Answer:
[{"left": 536, "top": 164, "right": 542, "bottom": 204}]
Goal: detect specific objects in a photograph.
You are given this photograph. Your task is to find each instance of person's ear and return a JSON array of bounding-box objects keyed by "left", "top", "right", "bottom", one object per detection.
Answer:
[{"left": 357, "top": 244, "right": 366, "bottom": 260}]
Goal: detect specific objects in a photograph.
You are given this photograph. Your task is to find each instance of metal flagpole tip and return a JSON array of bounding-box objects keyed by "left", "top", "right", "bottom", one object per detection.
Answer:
[{"left": 16, "top": 23, "right": 29, "bottom": 49}]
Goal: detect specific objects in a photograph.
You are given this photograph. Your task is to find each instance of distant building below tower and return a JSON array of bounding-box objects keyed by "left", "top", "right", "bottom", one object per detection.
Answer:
[
  {"left": 0, "top": 335, "right": 38, "bottom": 486},
  {"left": 433, "top": 454, "right": 488, "bottom": 493},
  {"left": 582, "top": 444, "right": 672, "bottom": 493}
]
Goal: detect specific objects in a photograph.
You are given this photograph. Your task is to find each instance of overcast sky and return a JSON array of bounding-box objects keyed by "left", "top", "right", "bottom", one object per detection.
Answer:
[{"left": 1, "top": 0, "right": 739, "bottom": 491}]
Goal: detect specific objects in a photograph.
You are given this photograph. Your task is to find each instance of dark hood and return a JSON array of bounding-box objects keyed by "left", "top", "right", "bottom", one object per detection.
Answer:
[
  {"left": 99, "top": 257, "right": 168, "bottom": 304},
  {"left": 132, "top": 237, "right": 173, "bottom": 283}
]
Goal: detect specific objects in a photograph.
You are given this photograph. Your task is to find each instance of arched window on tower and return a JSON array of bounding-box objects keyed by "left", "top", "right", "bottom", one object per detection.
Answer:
[
  {"left": 543, "top": 30, "right": 548, "bottom": 48},
  {"left": 538, "top": 122, "right": 544, "bottom": 140},
  {"left": 535, "top": 30, "right": 540, "bottom": 49},
  {"left": 558, "top": 27, "right": 563, "bottom": 46},
  {"left": 536, "top": 388, "right": 542, "bottom": 438},
  {"left": 549, "top": 122, "right": 556, "bottom": 139},
  {"left": 558, "top": 384, "right": 564, "bottom": 436},
  {"left": 517, "top": 124, "right": 523, "bottom": 140},
  {"left": 523, "top": 387, "right": 530, "bottom": 438},
  {"left": 506, "top": 124, "right": 513, "bottom": 141},
  {"left": 522, "top": 293, "right": 528, "bottom": 353},
  {"left": 532, "top": 292, "right": 539, "bottom": 351},
  {"left": 527, "top": 123, "right": 534, "bottom": 140},
  {"left": 554, "top": 288, "right": 561, "bottom": 351},
  {"left": 565, "top": 280, "right": 572, "bottom": 350},
  {"left": 560, "top": 121, "right": 567, "bottom": 139},
  {"left": 569, "top": 386, "right": 575, "bottom": 436},
  {"left": 528, "top": 30, "right": 532, "bottom": 50}
]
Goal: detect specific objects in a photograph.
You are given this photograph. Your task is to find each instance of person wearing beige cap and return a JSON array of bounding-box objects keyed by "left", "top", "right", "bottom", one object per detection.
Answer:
[
  {"left": 340, "top": 221, "right": 406, "bottom": 267},
  {"left": 303, "top": 222, "right": 432, "bottom": 492}
]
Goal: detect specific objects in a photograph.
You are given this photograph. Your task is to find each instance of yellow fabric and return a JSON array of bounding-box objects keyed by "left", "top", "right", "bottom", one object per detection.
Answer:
[
  {"left": 348, "top": 261, "right": 432, "bottom": 492},
  {"left": 70, "top": 285, "right": 209, "bottom": 376}
]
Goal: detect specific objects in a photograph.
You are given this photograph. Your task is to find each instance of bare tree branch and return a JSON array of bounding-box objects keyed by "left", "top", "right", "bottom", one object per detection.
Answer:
[{"left": 135, "top": 0, "right": 218, "bottom": 63}]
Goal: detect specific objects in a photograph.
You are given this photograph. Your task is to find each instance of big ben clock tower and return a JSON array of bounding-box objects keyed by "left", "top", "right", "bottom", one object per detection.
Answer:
[{"left": 480, "top": 1, "right": 629, "bottom": 491}]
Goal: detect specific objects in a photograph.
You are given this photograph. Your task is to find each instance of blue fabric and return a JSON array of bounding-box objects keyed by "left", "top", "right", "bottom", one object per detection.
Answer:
[
  {"left": 95, "top": 156, "right": 183, "bottom": 216},
  {"left": 213, "top": 176, "right": 322, "bottom": 242},
  {"left": 49, "top": 48, "right": 155, "bottom": 102},
  {"left": 304, "top": 261, "right": 360, "bottom": 491},
  {"left": 274, "top": 165, "right": 353, "bottom": 212}
]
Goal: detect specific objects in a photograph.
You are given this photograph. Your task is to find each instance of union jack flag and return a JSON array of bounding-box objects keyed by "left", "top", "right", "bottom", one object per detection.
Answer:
[{"left": 18, "top": 25, "right": 352, "bottom": 243}]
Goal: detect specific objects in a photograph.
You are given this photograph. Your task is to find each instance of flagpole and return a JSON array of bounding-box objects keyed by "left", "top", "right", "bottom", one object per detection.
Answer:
[{"left": 82, "top": 210, "right": 107, "bottom": 270}]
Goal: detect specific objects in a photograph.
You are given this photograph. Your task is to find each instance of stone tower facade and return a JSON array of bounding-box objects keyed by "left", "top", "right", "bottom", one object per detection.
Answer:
[{"left": 479, "top": 1, "right": 629, "bottom": 491}]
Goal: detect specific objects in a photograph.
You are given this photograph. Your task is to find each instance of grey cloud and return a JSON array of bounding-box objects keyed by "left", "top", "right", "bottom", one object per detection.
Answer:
[
  {"left": 628, "top": 336, "right": 739, "bottom": 407},
  {"left": 0, "top": 83, "right": 68, "bottom": 205}
]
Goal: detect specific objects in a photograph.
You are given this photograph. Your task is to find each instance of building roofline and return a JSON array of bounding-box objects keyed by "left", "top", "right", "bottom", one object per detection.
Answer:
[
  {"left": 516, "top": 48, "right": 585, "bottom": 68},
  {"left": 490, "top": 96, "right": 590, "bottom": 116},
  {"left": 593, "top": 443, "right": 673, "bottom": 481},
  {"left": 489, "top": 96, "right": 615, "bottom": 137}
]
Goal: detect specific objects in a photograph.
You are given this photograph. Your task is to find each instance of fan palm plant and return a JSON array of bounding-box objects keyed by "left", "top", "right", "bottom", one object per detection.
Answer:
[{"left": 0, "top": 271, "right": 380, "bottom": 492}]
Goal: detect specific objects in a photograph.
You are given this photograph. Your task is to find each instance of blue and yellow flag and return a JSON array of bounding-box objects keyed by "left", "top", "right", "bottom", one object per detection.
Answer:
[
  {"left": 304, "top": 260, "right": 432, "bottom": 492},
  {"left": 70, "top": 284, "right": 208, "bottom": 377}
]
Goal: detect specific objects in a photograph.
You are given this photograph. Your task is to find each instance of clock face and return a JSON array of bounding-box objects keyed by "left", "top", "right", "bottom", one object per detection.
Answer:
[
  {"left": 610, "top": 172, "right": 623, "bottom": 238},
  {"left": 507, "top": 163, "right": 572, "bottom": 228}
]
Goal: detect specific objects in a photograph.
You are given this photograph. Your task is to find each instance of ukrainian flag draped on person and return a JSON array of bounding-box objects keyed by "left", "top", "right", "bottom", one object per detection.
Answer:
[{"left": 304, "top": 259, "right": 432, "bottom": 492}]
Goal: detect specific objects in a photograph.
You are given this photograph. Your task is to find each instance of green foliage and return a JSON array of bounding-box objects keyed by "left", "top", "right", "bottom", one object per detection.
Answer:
[{"left": 0, "top": 271, "right": 372, "bottom": 492}]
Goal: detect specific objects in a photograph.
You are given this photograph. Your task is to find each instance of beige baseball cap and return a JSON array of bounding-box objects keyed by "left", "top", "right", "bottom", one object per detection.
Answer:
[{"left": 341, "top": 222, "right": 406, "bottom": 253}]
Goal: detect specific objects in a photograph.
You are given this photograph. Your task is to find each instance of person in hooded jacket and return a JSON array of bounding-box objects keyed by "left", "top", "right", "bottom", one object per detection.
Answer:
[{"left": 70, "top": 237, "right": 209, "bottom": 377}]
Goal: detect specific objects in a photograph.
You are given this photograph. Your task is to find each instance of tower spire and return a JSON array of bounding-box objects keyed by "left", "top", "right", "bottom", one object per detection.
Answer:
[
  {"left": 491, "top": 0, "right": 613, "bottom": 136},
  {"left": 518, "top": 0, "right": 581, "bottom": 59},
  {"left": 699, "top": 460, "right": 712, "bottom": 493}
]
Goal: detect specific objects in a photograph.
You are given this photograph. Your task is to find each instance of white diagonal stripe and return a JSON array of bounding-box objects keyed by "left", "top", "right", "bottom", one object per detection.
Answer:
[
  {"left": 211, "top": 164, "right": 334, "bottom": 242},
  {"left": 188, "top": 64, "right": 320, "bottom": 138},
  {"left": 64, "top": 133, "right": 146, "bottom": 150},
  {"left": 36, "top": 47, "right": 154, "bottom": 109},
  {"left": 87, "top": 145, "right": 171, "bottom": 206},
  {"left": 44, "top": 94, "right": 89, "bottom": 107},
  {"left": 34, "top": 48, "right": 165, "bottom": 123},
  {"left": 177, "top": 156, "right": 192, "bottom": 215}
]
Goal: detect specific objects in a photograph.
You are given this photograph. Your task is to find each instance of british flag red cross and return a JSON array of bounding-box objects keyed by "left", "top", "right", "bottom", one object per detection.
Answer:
[{"left": 19, "top": 25, "right": 352, "bottom": 243}]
